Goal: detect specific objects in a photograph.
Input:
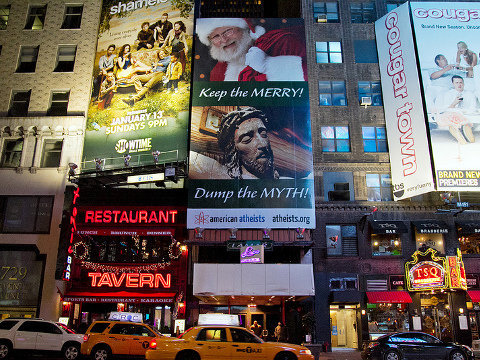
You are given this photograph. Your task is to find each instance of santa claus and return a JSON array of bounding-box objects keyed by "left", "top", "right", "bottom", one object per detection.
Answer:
[{"left": 196, "top": 18, "right": 307, "bottom": 81}]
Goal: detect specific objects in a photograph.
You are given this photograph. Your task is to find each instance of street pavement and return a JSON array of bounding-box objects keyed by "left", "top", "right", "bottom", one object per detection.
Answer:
[{"left": 318, "top": 349, "right": 363, "bottom": 360}]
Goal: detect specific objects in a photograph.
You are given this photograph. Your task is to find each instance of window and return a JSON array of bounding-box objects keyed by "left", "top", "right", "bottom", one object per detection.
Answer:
[
  {"left": 0, "top": 45, "right": 2, "bottom": 55},
  {"left": 366, "top": 174, "right": 392, "bottom": 201},
  {"left": 41, "top": 140, "right": 63, "bottom": 168},
  {"left": 109, "top": 323, "right": 131, "bottom": 335},
  {"left": 89, "top": 322, "right": 109, "bottom": 333},
  {"left": 196, "top": 328, "right": 227, "bottom": 342},
  {"left": 9, "top": 90, "right": 31, "bottom": 116},
  {"left": 313, "top": 2, "right": 339, "bottom": 23},
  {"left": 61, "top": 5, "right": 83, "bottom": 29},
  {"left": 415, "top": 232, "right": 445, "bottom": 254},
  {"left": 0, "top": 320, "right": 18, "bottom": 330},
  {"left": 1, "top": 139, "right": 23, "bottom": 168},
  {"left": 459, "top": 233, "right": 480, "bottom": 255},
  {"left": 48, "top": 91, "right": 69, "bottom": 115},
  {"left": 0, "top": 5, "right": 10, "bottom": 30},
  {"left": 319, "top": 81, "right": 346, "bottom": 106},
  {"left": 350, "top": 2, "right": 376, "bottom": 23},
  {"left": 17, "top": 46, "right": 39, "bottom": 73},
  {"left": 387, "top": 1, "right": 405, "bottom": 12},
  {"left": 54, "top": 45, "right": 76, "bottom": 72},
  {"left": 36, "top": 322, "right": 62, "bottom": 334},
  {"left": 230, "top": 328, "right": 262, "bottom": 343},
  {"left": 315, "top": 41, "right": 342, "bottom": 63},
  {"left": 324, "top": 172, "right": 354, "bottom": 201},
  {"left": 25, "top": 5, "right": 47, "bottom": 30},
  {"left": 358, "top": 81, "right": 382, "bottom": 106},
  {"left": 329, "top": 277, "right": 358, "bottom": 290},
  {"left": 372, "top": 233, "right": 401, "bottom": 256},
  {"left": 354, "top": 40, "right": 378, "bottom": 63},
  {"left": 368, "top": 304, "right": 409, "bottom": 335},
  {"left": 1, "top": 196, "right": 54, "bottom": 233},
  {"left": 326, "top": 225, "right": 358, "bottom": 256},
  {"left": 363, "top": 127, "right": 387, "bottom": 152},
  {"left": 321, "top": 126, "right": 350, "bottom": 152},
  {"left": 131, "top": 325, "right": 155, "bottom": 337}
]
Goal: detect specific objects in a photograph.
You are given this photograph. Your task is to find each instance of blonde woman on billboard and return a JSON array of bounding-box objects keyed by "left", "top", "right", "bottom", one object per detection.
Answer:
[{"left": 456, "top": 41, "right": 477, "bottom": 78}]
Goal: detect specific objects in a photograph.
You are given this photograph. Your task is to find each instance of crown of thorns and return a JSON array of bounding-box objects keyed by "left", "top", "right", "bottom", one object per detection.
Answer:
[{"left": 217, "top": 107, "right": 268, "bottom": 151}]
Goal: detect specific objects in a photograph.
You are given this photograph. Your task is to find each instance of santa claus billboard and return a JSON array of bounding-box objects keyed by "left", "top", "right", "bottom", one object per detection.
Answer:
[{"left": 187, "top": 18, "right": 315, "bottom": 229}]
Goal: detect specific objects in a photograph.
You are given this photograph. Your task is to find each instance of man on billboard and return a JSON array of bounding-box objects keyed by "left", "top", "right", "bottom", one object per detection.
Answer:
[
  {"left": 196, "top": 18, "right": 306, "bottom": 81},
  {"left": 150, "top": 13, "right": 173, "bottom": 48},
  {"left": 217, "top": 107, "right": 279, "bottom": 179}
]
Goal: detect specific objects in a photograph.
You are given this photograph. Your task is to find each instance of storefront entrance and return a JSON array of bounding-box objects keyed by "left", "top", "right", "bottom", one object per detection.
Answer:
[
  {"left": 420, "top": 293, "right": 453, "bottom": 341},
  {"left": 330, "top": 305, "right": 358, "bottom": 348}
]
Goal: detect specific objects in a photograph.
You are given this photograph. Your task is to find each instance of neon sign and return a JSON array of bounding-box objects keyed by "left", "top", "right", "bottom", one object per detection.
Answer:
[
  {"left": 84, "top": 209, "right": 177, "bottom": 224},
  {"left": 448, "top": 248, "right": 467, "bottom": 290},
  {"left": 63, "top": 187, "right": 80, "bottom": 281},
  {"left": 405, "top": 248, "right": 447, "bottom": 291},
  {"left": 88, "top": 272, "right": 171, "bottom": 288},
  {"left": 240, "top": 245, "right": 264, "bottom": 264}
]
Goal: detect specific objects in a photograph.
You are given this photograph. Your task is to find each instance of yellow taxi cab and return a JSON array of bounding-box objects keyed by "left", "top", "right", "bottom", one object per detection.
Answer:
[
  {"left": 81, "top": 314, "right": 166, "bottom": 360},
  {"left": 146, "top": 325, "right": 314, "bottom": 360}
]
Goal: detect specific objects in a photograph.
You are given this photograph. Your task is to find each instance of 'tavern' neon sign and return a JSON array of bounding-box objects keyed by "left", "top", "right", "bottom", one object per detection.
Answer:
[{"left": 88, "top": 272, "right": 171, "bottom": 288}]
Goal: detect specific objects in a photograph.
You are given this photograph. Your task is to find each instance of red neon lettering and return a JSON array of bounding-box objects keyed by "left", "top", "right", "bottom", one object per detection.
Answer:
[
  {"left": 88, "top": 272, "right": 102, "bottom": 286},
  {"left": 148, "top": 211, "right": 158, "bottom": 223},
  {"left": 155, "top": 273, "right": 171, "bottom": 288},
  {"left": 113, "top": 210, "right": 121, "bottom": 222},
  {"left": 129, "top": 211, "right": 138, "bottom": 223},
  {"left": 119, "top": 211, "right": 129, "bottom": 223},
  {"left": 160, "top": 211, "right": 168, "bottom": 223},
  {"left": 67, "top": 246, "right": 73, "bottom": 254},
  {"left": 170, "top": 210, "right": 177, "bottom": 223},
  {"left": 85, "top": 211, "right": 94, "bottom": 223},
  {"left": 139, "top": 211, "right": 148, "bottom": 223},
  {"left": 94, "top": 211, "right": 102, "bottom": 223},
  {"left": 103, "top": 210, "right": 112, "bottom": 223},
  {"left": 72, "top": 188, "right": 80, "bottom": 204},
  {"left": 112, "top": 273, "right": 126, "bottom": 287},
  {"left": 97, "top": 273, "right": 113, "bottom": 287},
  {"left": 430, "top": 267, "right": 439, "bottom": 278},
  {"left": 126, "top": 273, "right": 139, "bottom": 287},
  {"left": 139, "top": 273, "right": 154, "bottom": 287}
]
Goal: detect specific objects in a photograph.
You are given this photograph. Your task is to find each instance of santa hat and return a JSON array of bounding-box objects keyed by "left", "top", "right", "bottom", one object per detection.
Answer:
[{"left": 196, "top": 18, "right": 266, "bottom": 46}]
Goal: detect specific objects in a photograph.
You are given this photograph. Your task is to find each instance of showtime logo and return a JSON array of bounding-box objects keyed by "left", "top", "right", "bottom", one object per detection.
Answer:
[
  {"left": 413, "top": 8, "right": 480, "bottom": 22},
  {"left": 115, "top": 138, "right": 152, "bottom": 154}
]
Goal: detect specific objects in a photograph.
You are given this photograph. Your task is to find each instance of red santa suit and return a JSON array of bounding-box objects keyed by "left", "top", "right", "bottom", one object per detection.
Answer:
[{"left": 196, "top": 19, "right": 307, "bottom": 82}]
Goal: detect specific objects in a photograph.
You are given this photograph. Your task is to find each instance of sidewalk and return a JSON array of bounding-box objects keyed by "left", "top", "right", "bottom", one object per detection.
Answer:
[{"left": 317, "top": 349, "right": 362, "bottom": 360}]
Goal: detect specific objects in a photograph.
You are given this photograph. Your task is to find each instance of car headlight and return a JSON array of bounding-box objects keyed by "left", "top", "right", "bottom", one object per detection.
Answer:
[{"left": 299, "top": 349, "right": 312, "bottom": 355}]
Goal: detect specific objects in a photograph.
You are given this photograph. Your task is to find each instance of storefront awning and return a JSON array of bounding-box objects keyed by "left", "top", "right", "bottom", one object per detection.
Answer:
[
  {"left": 63, "top": 291, "right": 176, "bottom": 303},
  {"left": 412, "top": 220, "right": 449, "bottom": 234},
  {"left": 467, "top": 290, "right": 480, "bottom": 303},
  {"left": 366, "top": 291, "right": 412, "bottom": 304},
  {"left": 456, "top": 221, "right": 480, "bottom": 235},
  {"left": 370, "top": 221, "right": 408, "bottom": 234}
]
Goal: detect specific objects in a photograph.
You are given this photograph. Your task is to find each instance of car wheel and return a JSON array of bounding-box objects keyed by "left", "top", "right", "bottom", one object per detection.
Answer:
[
  {"left": 92, "top": 345, "right": 112, "bottom": 360},
  {"left": 176, "top": 350, "right": 200, "bottom": 360},
  {"left": 0, "top": 342, "right": 10, "bottom": 359},
  {"left": 274, "top": 351, "right": 297, "bottom": 360},
  {"left": 450, "top": 350, "right": 466, "bottom": 360},
  {"left": 384, "top": 350, "right": 401, "bottom": 360},
  {"left": 63, "top": 343, "right": 80, "bottom": 360}
]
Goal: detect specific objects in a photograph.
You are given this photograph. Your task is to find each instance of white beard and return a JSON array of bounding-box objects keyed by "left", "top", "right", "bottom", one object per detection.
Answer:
[{"left": 209, "top": 30, "right": 254, "bottom": 65}]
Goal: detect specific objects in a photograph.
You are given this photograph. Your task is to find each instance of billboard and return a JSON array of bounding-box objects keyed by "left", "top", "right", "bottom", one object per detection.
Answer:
[
  {"left": 82, "top": 0, "right": 194, "bottom": 168},
  {"left": 187, "top": 18, "right": 315, "bottom": 229},
  {"left": 375, "top": 3, "right": 435, "bottom": 200},
  {"left": 411, "top": 2, "right": 480, "bottom": 191}
]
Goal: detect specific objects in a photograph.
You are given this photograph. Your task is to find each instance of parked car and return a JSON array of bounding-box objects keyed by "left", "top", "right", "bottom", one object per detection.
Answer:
[
  {"left": 0, "top": 318, "right": 83, "bottom": 360},
  {"left": 361, "top": 332, "right": 474, "bottom": 360},
  {"left": 146, "top": 325, "right": 314, "bottom": 360},
  {"left": 81, "top": 320, "right": 165, "bottom": 360}
]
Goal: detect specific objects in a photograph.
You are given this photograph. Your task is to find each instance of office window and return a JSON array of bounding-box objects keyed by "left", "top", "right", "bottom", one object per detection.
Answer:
[
  {"left": 25, "top": 5, "right": 47, "bottom": 30},
  {"left": 363, "top": 126, "right": 387, "bottom": 152},
  {"left": 9, "top": 90, "right": 31, "bottom": 116},
  {"left": 351, "top": 2, "right": 376, "bottom": 23},
  {"left": 313, "top": 2, "right": 339, "bottom": 23},
  {"left": 321, "top": 126, "right": 350, "bottom": 152},
  {"left": 329, "top": 277, "right": 358, "bottom": 290},
  {"left": 54, "top": 45, "right": 76, "bottom": 72},
  {"left": 327, "top": 225, "right": 358, "bottom": 256},
  {"left": 0, "top": 5, "right": 10, "bottom": 30},
  {"left": 61, "top": 5, "right": 83, "bottom": 29},
  {"left": 41, "top": 140, "right": 63, "bottom": 168},
  {"left": 358, "top": 81, "right": 382, "bottom": 106},
  {"left": 324, "top": 171, "right": 354, "bottom": 201},
  {"left": 17, "top": 46, "right": 39, "bottom": 73},
  {"left": 387, "top": 1, "right": 405, "bottom": 12},
  {"left": 366, "top": 173, "right": 392, "bottom": 201},
  {"left": 0, "top": 139, "right": 23, "bottom": 168},
  {"left": 48, "top": 91, "right": 69, "bottom": 115},
  {"left": 319, "top": 81, "right": 346, "bottom": 106},
  {"left": 354, "top": 40, "right": 378, "bottom": 63},
  {"left": 0, "top": 196, "right": 54, "bottom": 233},
  {"left": 315, "top": 41, "right": 342, "bottom": 63}
]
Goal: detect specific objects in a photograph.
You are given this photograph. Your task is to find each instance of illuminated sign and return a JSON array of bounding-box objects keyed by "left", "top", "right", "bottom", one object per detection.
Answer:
[
  {"left": 448, "top": 248, "right": 467, "bottom": 290},
  {"left": 63, "top": 187, "right": 80, "bottom": 281},
  {"left": 240, "top": 245, "right": 264, "bottom": 264},
  {"left": 85, "top": 210, "right": 177, "bottom": 224},
  {"left": 109, "top": 312, "right": 143, "bottom": 323},
  {"left": 405, "top": 248, "right": 447, "bottom": 291},
  {"left": 88, "top": 272, "right": 171, "bottom": 289},
  {"left": 127, "top": 173, "right": 165, "bottom": 184}
]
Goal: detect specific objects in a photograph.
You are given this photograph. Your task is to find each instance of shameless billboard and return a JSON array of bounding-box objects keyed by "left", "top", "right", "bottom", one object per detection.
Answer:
[
  {"left": 82, "top": 0, "right": 193, "bottom": 168},
  {"left": 375, "top": 3, "right": 435, "bottom": 200},
  {"left": 410, "top": 2, "right": 480, "bottom": 191},
  {"left": 187, "top": 18, "right": 315, "bottom": 229}
]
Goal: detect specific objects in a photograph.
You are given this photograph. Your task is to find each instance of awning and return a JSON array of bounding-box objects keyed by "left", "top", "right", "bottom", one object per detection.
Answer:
[
  {"left": 63, "top": 291, "right": 176, "bottom": 303},
  {"left": 370, "top": 221, "right": 408, "bottom": 234},
  {"left": 76, "top": 229, "right": 174, "bottom": 236},
  {"left": 468, "top": 290, "right": 480, "bottom": 303},
  {"left": 366, "top": 291, "right": 412, "bottom": 304},
  {"left": 412, "top": 220, "right": 449, "bottom": 234},
  {"left": 456, "top": 221, "right": 480, "bottom": 235}
]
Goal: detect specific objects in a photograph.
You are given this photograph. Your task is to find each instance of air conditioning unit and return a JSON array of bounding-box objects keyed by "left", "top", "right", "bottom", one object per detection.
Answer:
[
  {"left": 361, "top": 96, "right": 372, "bottom": 107},
  {"left": 316, "top": 14, "right": 327, "bottom": 23}
]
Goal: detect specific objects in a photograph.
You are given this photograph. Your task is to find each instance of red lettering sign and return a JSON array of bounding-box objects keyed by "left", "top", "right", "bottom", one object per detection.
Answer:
[
  {"left": 88, "top": 272, "right": 171, "bottom": 289},
  {"left": 83, "top": 210, "right": 177, "bottom": 224},
  {"left": 409, "top": 261, "right": 445, "bottom": 289}
]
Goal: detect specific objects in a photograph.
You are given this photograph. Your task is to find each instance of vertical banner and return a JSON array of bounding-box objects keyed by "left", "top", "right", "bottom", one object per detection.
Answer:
[
  {"left": 83, "top": 0, "right": 194, "bottom": 167},
  {"left": 410, "top": 2, "right": 480, "bottom": 191},
  {"left": 375, "top": 3, "right": 435, "bottom": 200},
  {"left": 187, "top": 19, "right": 315, "bottom": 229}
]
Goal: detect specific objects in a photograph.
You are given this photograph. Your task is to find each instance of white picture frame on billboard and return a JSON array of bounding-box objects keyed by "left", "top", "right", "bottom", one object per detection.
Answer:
[{"left": 375, "top": 3, "right": 435, "bottom": 200}]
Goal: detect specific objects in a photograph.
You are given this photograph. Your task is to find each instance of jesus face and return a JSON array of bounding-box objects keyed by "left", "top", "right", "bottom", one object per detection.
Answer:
[{"left": 208, "top": 26, "right": 253, "bottom": 63}]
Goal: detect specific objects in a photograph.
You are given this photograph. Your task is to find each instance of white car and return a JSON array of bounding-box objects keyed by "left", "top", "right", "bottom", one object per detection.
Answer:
[{"left": 0, "top": 318, "right": 83, "bottom": 359}]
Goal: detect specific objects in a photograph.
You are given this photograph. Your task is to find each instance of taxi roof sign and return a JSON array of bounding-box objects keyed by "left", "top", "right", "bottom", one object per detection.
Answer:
[
  {"left": 198, "top": 314, "right": 239, "bottom": 326},
  {"left": 108, "top": 312, "right": 143, "bottom": 323}
]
